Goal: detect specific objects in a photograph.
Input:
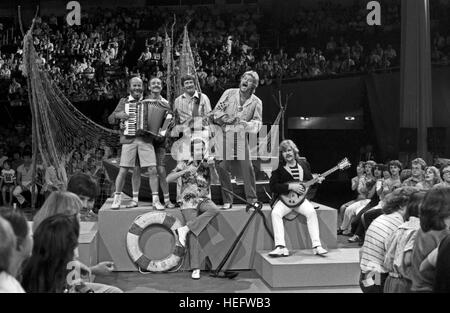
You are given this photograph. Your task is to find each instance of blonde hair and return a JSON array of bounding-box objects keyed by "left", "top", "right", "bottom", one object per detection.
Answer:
[
  {"left": 33, "top": 191, "right": 83, "bottom": 233},
  {"left": 279, "top": 140, "right": 301, "bottom": 166},
  {"left": 425, "top": 166, "right": 443, "bottom": 186}
]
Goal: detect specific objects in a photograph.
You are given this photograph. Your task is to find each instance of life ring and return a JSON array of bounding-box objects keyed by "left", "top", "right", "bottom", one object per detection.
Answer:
[{"left": 126, "top": 211, "right": 185, "bottom": 272}]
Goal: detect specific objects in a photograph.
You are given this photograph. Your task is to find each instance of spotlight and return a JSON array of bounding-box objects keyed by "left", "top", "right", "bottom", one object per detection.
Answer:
[
  {"left": 300, "top": 117, "right": 310, "bottom": 121},
  {"left": 345, "top": 116, "right": 356, "bottom": 121}
]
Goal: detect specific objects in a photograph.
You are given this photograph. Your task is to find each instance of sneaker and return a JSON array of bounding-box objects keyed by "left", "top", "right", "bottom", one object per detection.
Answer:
[
  {"left": 111, "top": 194, "right": 121, "bottom": 210},
  {"left": 348, "top": 235, "right": 361, "bottom": 243},
  {"left": 313, "top": 246, "right": 328, "bottom": 256},
  {"left": 222, "top": 203, "right": 232, "bottom": 210},
  {"left": 177, "top": 225, "right": 189, "bottom": 247},
  {"left": 153, "top": 201, "right": 165, "bottom": 211},
  {"left": 165, "top": 201, "right": 176, "bottom": 209},
  {"left": 191, "top": 269, "right": 201, "bottom": 280},
  {"left": 268, "top": 246, "right": 289, "bottom": 257},
  {"left": 125, "top": 200, "right": 139, "bottom": 208}
]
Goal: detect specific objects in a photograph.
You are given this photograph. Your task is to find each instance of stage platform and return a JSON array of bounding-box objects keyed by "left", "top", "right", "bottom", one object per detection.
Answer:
[
  {"left": 254, "top": 249, "right": 360, "bottom": 288},
  {"left": 98, "top": 197, "right": 337, "bottom": 272}
]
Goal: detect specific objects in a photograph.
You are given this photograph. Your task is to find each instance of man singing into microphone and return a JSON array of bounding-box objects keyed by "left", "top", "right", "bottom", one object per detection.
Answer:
[
  {"left": 108, "top": 76, "right": 164, "bottom": 210},
  {"left": 213, "top": 71, "right": 262, "bottom": 209}
]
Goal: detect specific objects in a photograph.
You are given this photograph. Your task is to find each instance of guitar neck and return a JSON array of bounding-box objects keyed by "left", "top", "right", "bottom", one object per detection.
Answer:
[{"left": 304, "top": 165, "right": 340, "bottom": 187}]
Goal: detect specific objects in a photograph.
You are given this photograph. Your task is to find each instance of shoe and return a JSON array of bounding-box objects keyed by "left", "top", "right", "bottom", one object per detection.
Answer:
[
  {"left": 153, "top": 201, "right": 165, "bottom": 211},
  {"left": 222, "top": 203, "right": 232, "bottom": 210},
  {"left": 191, "top": 269, "right": 201, "bottom": 280},
  {"left": 268, "top": 246, "right": 289, "bottom": 257},
  {"left": 313, "top": 246, "right": 328, "bottom": 256},
  {"left": 177, "top": 225, "right": 189, "bottom": 247},
  {"left": 342, "top": 231, "right": 353, "bottom": 237},
  {"left": 348, "top": 235, "right": 361, "bottom": 243},
  {"left": 337, "top": 229, "right": 344, "bottom": 235},
  {"left": 125, "top": 200, "right": 139, "bottom": 208},
  {"left": 165, "top": 201, "right": 176, "bottom": 209},
  {"left": 111, "top": 194, "right": 121, "bottom": 210}
]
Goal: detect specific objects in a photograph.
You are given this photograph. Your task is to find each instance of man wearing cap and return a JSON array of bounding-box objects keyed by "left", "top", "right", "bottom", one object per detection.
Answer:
[{"left": 212, "top": 71, "right": 262, "bottom": 209}]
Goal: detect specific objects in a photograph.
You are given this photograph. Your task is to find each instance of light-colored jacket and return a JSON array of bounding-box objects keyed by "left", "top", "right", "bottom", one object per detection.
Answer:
[{"left": 213, "top": 88, "right": 262, "bottom": 133}]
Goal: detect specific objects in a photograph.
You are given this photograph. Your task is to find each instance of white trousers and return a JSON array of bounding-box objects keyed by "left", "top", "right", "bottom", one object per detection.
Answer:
[
  {"left": 271, "top": 199, "right": 322, "bottom": 248},
  {"left": 340, "top": 199, "right": 371, "bottom": 232}
]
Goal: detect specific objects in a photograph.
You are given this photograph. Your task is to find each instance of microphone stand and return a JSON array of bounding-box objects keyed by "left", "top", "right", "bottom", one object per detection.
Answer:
[{"left": 210, "top": 187, "right": 274, "bottom": 279}]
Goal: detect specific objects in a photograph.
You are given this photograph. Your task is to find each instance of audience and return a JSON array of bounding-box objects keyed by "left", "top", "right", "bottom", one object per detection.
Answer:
[
  {"left": 0, "top": 215, "right": 25, "bottom": 293},
  {"left": 21, "top": 214, "right": 80, "bottom": 293},
  {"left": 383, "top": 190, "right": 425, "bottom": 293},
  {"left": 358, "top": 186, "right": 417, "bottom": 293},
  {"left": 409, "top": 187, "right": 450, "bottom": 292}
]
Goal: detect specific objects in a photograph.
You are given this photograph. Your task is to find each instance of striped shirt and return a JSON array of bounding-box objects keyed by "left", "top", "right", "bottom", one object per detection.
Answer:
[
  {"left": 289, "top": 165, "right": 300, "bottom": 181},
  {"left": 360, "top": 211, "right": 404, "bottom": 274}
]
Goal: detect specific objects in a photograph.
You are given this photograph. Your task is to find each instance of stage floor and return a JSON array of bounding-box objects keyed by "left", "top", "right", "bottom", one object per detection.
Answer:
[
  {"left": 94, "top": 236, "right": 361, "bottom": 293},
  {"left": 94, "top": 270, "right": 361, "bottom": 293}
]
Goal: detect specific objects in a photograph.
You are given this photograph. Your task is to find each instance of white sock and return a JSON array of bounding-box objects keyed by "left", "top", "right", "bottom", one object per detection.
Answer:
[
  {"left": 152, "top": 194, "right": 160, "bottom": 203},
  {"left": 133, "top": 192, "right": 139, "bottom": 203}
]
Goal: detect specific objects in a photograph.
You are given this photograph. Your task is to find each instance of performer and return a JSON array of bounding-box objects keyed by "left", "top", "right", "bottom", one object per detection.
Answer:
[
  {"left": 268, "top": 140, "right": 328, "bottom": 257},
  {"left": 166, "top": 137, "right": 219, "bottom": 280},
  {"left": 212, "top": 71, "right": 262, "bottom": 209},
  {"left": 173, "top": 74, "right": 212, "bottom": 203},
  {"left": 108, "top": 77, "right": 164, "bottom": 210},
  {"left": 128, "top": 77, "right": 175, "bottom": 209},
  {"left": 173, "top": 74, "right": 212, "bottom": 126}
]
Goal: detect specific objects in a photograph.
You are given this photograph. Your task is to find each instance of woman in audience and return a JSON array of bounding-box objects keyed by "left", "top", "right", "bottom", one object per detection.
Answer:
[
  {"left": 339, "top": 161, "right": 377, "bottom": 235},
  {"left": 359, "top": 186, "right": 416, "bottom": 293},
  {"left": 434, "top": 164, "right": 450, "bottom": 189},
  {"left": 338, "top": 161, "right": 366, "bottom": 225},
  {"left": 0, "top": 215, "right": 25, "bottom": 293},
  {"left": 32, "top": 191, "right": 121, "bottom": 293},
  {"left": 32, "top": 191, "right": 82, "bottom": 233},
  {"left": 22, "top": 214, "right": 80, "bottom": 293},
  {"left": 419, "top": 233, "right": 450, "bottom": 293},
  {"left": 383, "top": 191, "right": 425, "bottom": 293},
  {"left": 0, "top": 208, "right": 33, "bottom": 283},
  {"left": 410, "top": 187, "right": 450, "bottom": 292},
  {"left": 416, "top": 166, "right": 442, "bottom": 190}
]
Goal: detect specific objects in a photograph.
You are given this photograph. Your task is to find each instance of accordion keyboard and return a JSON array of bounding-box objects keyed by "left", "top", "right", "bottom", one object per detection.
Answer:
[{"left": 124, "top": 102, "right": 137, "bottom": 136}]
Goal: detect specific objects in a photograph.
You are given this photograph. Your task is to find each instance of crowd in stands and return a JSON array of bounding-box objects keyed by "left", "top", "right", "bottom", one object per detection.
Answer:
[
  {"left": 337, "top": 157, "right": 450, "bottom": 293},
  {"left": 0, "top": 123, "right": 116, "bottom": 215},
  {"left": 0, "top": 2, "right": 406, "bottom": 105}
]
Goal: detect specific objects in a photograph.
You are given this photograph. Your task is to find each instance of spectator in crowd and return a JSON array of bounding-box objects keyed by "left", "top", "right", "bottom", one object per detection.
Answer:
[
  {"left": 402, "top": 158, "right": 427, "bottom": 187},
  {"left": 409, "top": 187, "right": 450, "bottom": 292},
  {"left": 416, "top": 166, "right": 442, "bottom": 190},
  {"left": 0, "top": 215, "right": 25, "bottom": 293},
  {"left": 0, "top": 208, "right": 33, "bottom": 283},
  {"left": 359, "top": 186, "right": 417, "bottom": 293},
  {"left": 383, "top": 190, "right": 425, "bottom": 293},
  {"left": 21, "top": 214, "right": 80, "bottom": 293},
  {"left": 434, "top": 164, "right": 450, "bottom": 189}
]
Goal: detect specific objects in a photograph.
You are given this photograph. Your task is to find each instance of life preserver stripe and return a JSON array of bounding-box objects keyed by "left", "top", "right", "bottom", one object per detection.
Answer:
[
  {"left": 173, "top": 245, "right": 185, "bottom": 258},
  {"left": 162, "top": 214, "right": 176, "bottom": 230},
  {"left": 136, "top": 255, "right": 151, "bottom": 270},
  {"left": 129, "top": 223, "right": 144, "bottom": 236}
]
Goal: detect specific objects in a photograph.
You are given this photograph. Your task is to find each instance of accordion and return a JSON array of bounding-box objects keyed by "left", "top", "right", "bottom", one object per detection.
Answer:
[{"left": 124, "top": 99, "right": 174, "bottom": 138}]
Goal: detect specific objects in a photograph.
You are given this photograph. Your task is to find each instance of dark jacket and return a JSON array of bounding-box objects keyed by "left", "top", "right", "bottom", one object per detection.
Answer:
[{"left": 269, "top": 158, "right": 316, "bottom": 207}]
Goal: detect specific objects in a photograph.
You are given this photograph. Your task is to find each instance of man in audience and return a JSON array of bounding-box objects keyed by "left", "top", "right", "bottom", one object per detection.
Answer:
[
  {"left": 359, "top": 187, "right": 416, "bottom": 293},
  {"left": 402, "top": 158, "right": 426, "bottom": 187}
]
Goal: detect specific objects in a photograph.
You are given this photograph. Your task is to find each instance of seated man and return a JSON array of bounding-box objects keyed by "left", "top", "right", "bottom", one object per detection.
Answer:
[{"left": 166, "top": 138, "right": 219, "bottom": 280}]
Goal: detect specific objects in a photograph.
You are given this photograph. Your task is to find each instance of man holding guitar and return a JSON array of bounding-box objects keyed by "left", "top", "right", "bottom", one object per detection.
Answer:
[{"left": 269, "top": 140, "right": 351, "bottom": 257}]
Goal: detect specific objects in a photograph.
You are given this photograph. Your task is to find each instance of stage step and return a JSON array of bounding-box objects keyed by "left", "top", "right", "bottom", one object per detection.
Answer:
[{"left": 254, "top": 248, "right": 360, "bottom": 288}]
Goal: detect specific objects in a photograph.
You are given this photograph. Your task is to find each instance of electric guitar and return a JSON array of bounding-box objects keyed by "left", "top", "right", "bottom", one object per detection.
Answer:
[{"left": 279, "top": 158, "right": 351, "bottom": 208}]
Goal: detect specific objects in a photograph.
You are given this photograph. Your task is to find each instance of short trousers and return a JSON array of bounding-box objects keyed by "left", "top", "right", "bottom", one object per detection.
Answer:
[{"left": 120, "top": 137, "right": 156, "bottom": 168}]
